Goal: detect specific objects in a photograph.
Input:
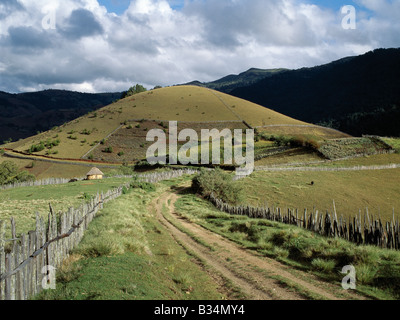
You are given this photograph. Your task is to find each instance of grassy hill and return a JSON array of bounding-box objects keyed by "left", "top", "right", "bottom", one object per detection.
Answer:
[
  {"left": 186, "top": 68, "right": 288, "bottom": 93},
  {"left": 3, "top": 85, "right": 346, "bottom": 165}
]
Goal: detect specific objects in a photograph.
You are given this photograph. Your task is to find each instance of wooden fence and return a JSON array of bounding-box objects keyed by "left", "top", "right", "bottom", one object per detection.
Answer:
[
  {"left": 0, "top": 177, "right": 78, "bottom": 191},
  {"left": 209, "top": 195, "right": 400, "bottom": 250},
  {"left": 112, "top": 169, "right": 199, "bottom": 183},
  {"left": 0, "top": 169, "right": 199, "bottom": 300},
  {"left": 0, "top": 185, "right": 128, "bottom": 300}
]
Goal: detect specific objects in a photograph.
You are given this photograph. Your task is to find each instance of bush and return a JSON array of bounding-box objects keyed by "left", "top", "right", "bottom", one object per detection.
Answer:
[
  {"left": 192, "top": 168, "right": 243, "bottom": 205},
  {"left": 122, "top": 186, "right": 130, "bottom": 194},
  {"left": 0, "top": 161, "right": 35, "bottom": 185},
  {"left": 103, "top": 147, "right": 113, "bottom": 154},
  {"left": 28, "top": 142, "right": 45, "bottom": 153},
  {"left": 130, "top": 179, "right": 156, "bottom": 192},
  {"left": 80, "top": 129, "right": 92, "bottom": 135}
]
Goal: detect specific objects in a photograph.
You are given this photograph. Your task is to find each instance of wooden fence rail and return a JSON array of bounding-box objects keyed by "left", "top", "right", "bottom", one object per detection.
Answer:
[
  {"left": 0, "top": 169, "right": 198, "bottom": 300},
  {"left": 0, "top": 184, "right": 128, "bottom": 301},
  {"left": 209, "top": 195, "right": 400, "bottom": 251}
]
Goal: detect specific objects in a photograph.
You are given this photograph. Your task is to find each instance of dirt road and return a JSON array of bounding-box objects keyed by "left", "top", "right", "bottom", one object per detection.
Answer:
[{"left": 150, "top": 187, "right": 367, "bottom": 301}]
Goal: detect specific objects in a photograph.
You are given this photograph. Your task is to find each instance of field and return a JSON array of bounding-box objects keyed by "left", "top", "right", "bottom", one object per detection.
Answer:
[
  {"left": 258, "top": 125, "right": 350, "bottom": 140},
  {"left": 254, "top": 147, "right": 324, "bottom": 166},
  {"left": 239, "top": 165, "right": 400, "bottom": 224},
  {"left": 33, "top": 178, "right": 400, "bottom": 300},
  {"left": 0, "top": 177, "right": 131, "bottom": 238},
  {"left": 87, "top": 120, "right": 249, "bottom": 163},
  {"left": 0, "top": 153, "right": 118, "bottom": 179},
  {"left": 173, "top": 188, "right": 400, "bottom": 300}
]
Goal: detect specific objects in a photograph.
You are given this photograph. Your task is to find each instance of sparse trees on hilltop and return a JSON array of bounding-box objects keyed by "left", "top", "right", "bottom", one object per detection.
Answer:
[{"left": 121, "top": 84, "right": 148, "bottom": 99}]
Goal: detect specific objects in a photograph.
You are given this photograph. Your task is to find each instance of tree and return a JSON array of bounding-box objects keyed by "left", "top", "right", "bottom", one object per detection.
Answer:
[
  {"left": 121, "top": 84, "right": 148, "bottom": 98},
  {"left": 0, "top": 161, "right": 35, "bottom": 185}
]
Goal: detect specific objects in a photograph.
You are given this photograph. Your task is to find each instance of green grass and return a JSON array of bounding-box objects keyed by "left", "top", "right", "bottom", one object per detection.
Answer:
[
  {"left": 237, "top": 169, "right": 400, "bottom": 223},
  {"left": 382, "top": 137, "right": 400, "bottom": 153},
  {"left": 174, "top": 190, "right": 400, "bottom": 300},
  {"left": 309, "top": 153, "right": 400, "bottom": 168},
  {"left": 0, "top": 177, "right": 131, "bottom": 238},
  {"left": 35, "top": 184, "right": 227, "bottom": 300},
  {"left": 318, "top": 137, "right": 390, "bottom": 160}
]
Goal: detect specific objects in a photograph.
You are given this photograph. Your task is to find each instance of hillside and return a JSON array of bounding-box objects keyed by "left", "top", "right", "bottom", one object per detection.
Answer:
[
  {"left": 186, "top": 68, "right": 288, "bottom": 93},
  {"left": 227, "top": 48, "right": 400, "bottom": 137},
  {"left": 2, "top": 85, "right": 345, "bottom": 164},
  {"left": 0, "top": 89, "right": 122, "bottom": 143}
]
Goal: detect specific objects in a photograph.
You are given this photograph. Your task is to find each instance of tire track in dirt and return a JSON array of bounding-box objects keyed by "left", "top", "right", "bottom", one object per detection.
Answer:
[
  {"left": 153, "top": 193, "right": 275, "bottom": 300},
  {"left": 152, "top": 191, "right": 311, "bottom": 300},
  {"left": 153, "top": 187, "right": 368, "bottom": 300}
]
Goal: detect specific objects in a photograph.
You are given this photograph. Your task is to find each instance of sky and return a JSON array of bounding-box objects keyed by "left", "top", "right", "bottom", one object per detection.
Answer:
[{"left": 0, "top": 0, "right": 399, "bottom": 93}]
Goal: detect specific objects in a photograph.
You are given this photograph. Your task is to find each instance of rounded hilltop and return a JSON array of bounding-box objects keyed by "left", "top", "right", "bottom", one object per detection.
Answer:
[{"left": 3, "top": 85, "right": 345, "bottom": 163}]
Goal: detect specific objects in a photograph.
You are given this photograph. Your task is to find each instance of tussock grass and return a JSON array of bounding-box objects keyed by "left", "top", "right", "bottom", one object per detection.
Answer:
[{"left": 311, "top": 259, "right": 336, "bottom": 273}]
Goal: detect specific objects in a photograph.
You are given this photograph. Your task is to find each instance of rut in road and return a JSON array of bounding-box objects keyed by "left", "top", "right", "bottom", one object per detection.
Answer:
[
  {"left": 153, "top": 192, "right": 282, "bottom": 300},
  {"left": 152, "top": 188, "right": 366, "bottom": 300}
]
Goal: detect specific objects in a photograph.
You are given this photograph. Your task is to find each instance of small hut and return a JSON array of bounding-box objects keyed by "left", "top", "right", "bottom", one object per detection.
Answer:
[{"left": 86, "top": 167, "right": 104, "bottom": 180}]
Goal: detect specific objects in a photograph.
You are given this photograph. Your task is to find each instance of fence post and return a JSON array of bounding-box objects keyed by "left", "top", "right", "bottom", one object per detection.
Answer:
[{"left": 0, "top": 220, "right": 5, "bottom": 300}]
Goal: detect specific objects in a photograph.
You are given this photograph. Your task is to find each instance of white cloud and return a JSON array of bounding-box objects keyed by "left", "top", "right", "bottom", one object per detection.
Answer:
[{"left": 0, "top": 0, "right": 399, "bottom": 93}]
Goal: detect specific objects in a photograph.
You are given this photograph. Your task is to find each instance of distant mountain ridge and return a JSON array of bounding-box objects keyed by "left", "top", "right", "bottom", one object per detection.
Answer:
[
  {"left": 189, "top": 48, "right": 400, "bottom": 137},
  {"left": 185, "top": 68, "right": 288, "bottom": 93},
  {"left": 0, "top": 89, "right": 122, "bottom": 142}
]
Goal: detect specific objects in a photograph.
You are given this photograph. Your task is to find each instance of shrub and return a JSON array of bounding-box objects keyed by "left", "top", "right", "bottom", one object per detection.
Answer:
[
  {"left": 118, "top": 152, "right": 125, "bottom": 157},
  {"left": 0, "top": 161, "right": 35, "bottom": 185},
  {"left": 81, "top": 192, "right": 92, "bottom": 201},
  {"left": 80, "top": 129, "right": 92, "bottom": 135},
  {"left": 122, "top": 186, "right": 130, "bottom": 194},
  {"left": 103, "top": 147, "right": 113, "bottom": 154},
  {"left": 192, "top": 168, "right": 243, "bottom": 205},
  {"left": 28, "top": 142, "right": 45, "bottom": 153},
  {"left": 130, "top": 179, "right": 156, "bottom": 192}
]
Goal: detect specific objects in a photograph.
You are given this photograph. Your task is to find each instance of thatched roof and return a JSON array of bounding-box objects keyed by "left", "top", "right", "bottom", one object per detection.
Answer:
[{"left": 86, "top": 167, "right": 104, "bottom": 176}]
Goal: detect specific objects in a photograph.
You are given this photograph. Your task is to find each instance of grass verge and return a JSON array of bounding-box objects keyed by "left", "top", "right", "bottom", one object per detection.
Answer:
[
  {"left": 0, "top": 177, "right": 132, "bottom": 238},
  {"left": 35, "top": 183, "right": 227, "bottom": 300},
  {"left": 174, "top": 190, "right": 400, "bottom": 300}
]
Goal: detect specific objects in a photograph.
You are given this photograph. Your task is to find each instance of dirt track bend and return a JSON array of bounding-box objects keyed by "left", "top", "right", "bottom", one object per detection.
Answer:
[{"left": 151, "top": 187, "right": 367, "bottom": 301}]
